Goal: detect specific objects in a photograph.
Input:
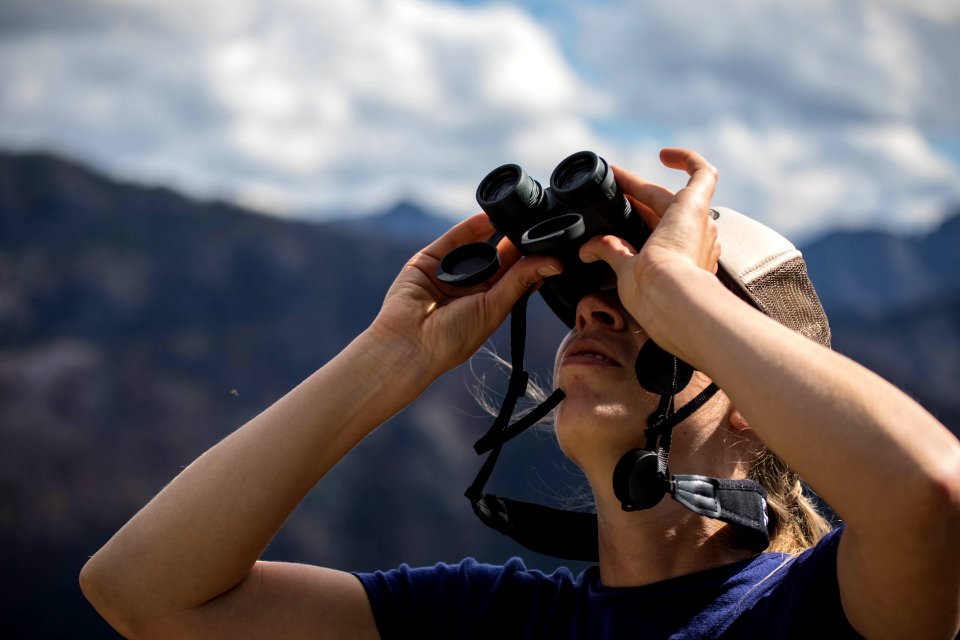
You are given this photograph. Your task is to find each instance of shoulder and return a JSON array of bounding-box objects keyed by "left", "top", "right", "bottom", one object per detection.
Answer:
[
  {"left": 738, "top": 525, "right": 846, "bottom": 589},
  {"left": 354, "top": 558, "right": 585, "bottom": 639},
  {"left": 720, "top": 526, "right": 862, "bottom": 638}
]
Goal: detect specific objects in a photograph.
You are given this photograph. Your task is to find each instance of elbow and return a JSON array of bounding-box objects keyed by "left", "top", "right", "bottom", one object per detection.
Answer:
[
  {"left": 931, "top": 447, "right": 960, "bottom": 636},
  {"left": 79, "top": 556, "right": 105, "bottom": 615},
  {"left": 943, "top": 447, "right": 960, "bottom": 522},
  {"left": 79, "top": 555, "right": 138, "bottom": 639},
  {"left": 935, "top": 442, "right": 960, "bottom": 514},
  {"left": 917, "top": 442, "right": 960, "bottom": 538}
]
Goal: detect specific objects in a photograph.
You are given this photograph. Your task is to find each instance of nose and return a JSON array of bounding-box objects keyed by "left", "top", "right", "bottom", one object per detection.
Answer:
[{"left": 574, "top": 291, "right": 627, "bottom": 332}]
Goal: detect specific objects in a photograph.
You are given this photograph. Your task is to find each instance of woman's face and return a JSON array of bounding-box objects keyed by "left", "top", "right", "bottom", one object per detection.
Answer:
[{"left": 553, "top": 291, "right": 735, "bottom": 485}]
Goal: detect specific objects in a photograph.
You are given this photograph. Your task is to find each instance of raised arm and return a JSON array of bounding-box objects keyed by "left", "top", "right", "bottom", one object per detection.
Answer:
[
  {"left": 79, "top": 214, "right": 562, "bottom": 639},
  {"left": 582, "top": 149, "right": 960, "bottom": 640}
]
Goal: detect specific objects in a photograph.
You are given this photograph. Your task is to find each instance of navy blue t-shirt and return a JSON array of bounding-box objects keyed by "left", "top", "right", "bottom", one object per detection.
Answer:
[{"left": 354, "top": 526, "right": 861, "bottom": 639}]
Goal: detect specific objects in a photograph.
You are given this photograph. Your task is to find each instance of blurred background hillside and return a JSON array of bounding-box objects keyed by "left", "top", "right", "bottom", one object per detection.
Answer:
[
  {"left": 1, "top": 1, "right": 958, "bottom": 637},
  {"left": 2, "top": 150, "right": 958, "bottom": 638}
]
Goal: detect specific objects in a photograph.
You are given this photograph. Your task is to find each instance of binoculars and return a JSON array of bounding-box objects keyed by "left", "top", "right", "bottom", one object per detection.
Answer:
[{"left": 438, "top": 151, "right": 649, "bottom": 327}]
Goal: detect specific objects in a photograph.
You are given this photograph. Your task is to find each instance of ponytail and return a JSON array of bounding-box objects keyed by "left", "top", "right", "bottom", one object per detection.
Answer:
[{"left": 750, "top": 450, "right": 833, "bottom": 554}]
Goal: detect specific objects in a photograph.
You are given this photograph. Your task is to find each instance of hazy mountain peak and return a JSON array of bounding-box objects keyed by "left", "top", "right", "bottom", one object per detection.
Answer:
[
  {"left": 324, "top": 200, "right": 453, "bottom": 244},
  {"left": 802, "top": 209, "right": 960, "bottom": 319}
]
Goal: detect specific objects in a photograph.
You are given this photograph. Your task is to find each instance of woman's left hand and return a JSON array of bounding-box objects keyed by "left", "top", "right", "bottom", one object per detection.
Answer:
[{"left": 370, "top": 213, "right": 562, "bottom": 382}]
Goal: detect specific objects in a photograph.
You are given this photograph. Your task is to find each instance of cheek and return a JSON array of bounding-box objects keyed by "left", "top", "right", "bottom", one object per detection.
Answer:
[
  {"left": 552, "top": 388, "right": 648, "bottom": 464},
  {"left": 553, "top": 401, "right": 587, "bottom": 466}
]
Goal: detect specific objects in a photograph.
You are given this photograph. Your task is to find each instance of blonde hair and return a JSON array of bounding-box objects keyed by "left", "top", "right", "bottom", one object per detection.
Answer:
[{"left": 749, "top": 449, "right": 832, "bottom": 554}]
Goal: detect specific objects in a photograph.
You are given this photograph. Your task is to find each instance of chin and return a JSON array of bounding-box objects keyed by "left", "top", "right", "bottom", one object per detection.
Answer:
[{"left": 555, "top": 400, "right": 648, "bottom": 465}]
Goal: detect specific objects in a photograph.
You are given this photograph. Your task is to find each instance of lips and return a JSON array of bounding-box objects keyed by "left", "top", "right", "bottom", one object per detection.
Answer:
[{"left": 562, "top": 338, "right": 623, "bottom": 368}]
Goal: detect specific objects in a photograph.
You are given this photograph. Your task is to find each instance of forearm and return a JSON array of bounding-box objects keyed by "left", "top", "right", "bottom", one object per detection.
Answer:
[
  {"left": 647, "top": 266, "right": 960, "bottom": 531},
  {"left": 80, "top": 327, "right": 430, "bottom": 628},
  {"left": 654, "top": 268, "right": 960, "bottom": 637},
  {"left": 80, "top": 211, "right": 557, "bottom": 636}
]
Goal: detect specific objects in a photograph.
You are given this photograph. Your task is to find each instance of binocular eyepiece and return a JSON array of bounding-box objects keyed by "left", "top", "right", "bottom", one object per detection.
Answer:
[{"left": 438, "top": 151, "right": 648, "bottom": 326}]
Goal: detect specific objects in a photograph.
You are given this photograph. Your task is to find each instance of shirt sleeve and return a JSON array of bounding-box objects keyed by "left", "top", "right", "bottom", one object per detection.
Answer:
[{"left": 727, "top": 526, "right": 863, "bottom": 639}]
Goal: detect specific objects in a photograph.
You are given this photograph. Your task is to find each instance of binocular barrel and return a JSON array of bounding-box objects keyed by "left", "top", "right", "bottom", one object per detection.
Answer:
[
  {"left": 438, "top": 151, "right": 647, "bottom": 324},
  {"left": 476, "top": 151, "right": 631, "bottom": 242},
  {"left": 476, "top": 164, "right": 548, "bottom": 250}
]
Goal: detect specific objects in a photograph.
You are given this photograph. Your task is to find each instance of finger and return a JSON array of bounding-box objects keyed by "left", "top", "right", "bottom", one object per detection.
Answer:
[
  {"left": 709, "top": 234, "right": 721, "bottom": 275},
  {"left": 660, "top": 147, "right": 712, "bottom": 173},
  {"left": 659, "top": 148, "right": 718, "bottom": 204},
  {"left": 703, "top": 216, "right": 720, "bottom": 273},
  {"left": 495, "top": 231, "right": 522, "bottom": 267},
  {"left": 484, "top": 255, "right": 563, "bottom": 321},
  {"left": 612, "top": 164, "right": 675, "bottom": 216},
  {"left": 421, "top": 213, "right": 495, "bottom": 261},
  {"left": 626, "top": 194, "right": 661, "bottom": 231},
  {"left": 579, "top": 234, "right": 638, "bottom": 272}
]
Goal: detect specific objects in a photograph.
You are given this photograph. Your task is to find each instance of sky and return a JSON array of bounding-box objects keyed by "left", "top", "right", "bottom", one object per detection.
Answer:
[{"left": 1, "top": 0, "right": 958, "bottom": 241}]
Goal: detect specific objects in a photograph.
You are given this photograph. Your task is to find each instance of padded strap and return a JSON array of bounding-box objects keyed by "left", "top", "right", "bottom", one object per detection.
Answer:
[
  {"left": 672, "top": 475, "right": 770, "bottom": 550},
  {"left": 472, "top": 477, "right": 771, "bottom": 562},
  {"left": 473, "top": 494, "right": 599, "bottom": 562}
]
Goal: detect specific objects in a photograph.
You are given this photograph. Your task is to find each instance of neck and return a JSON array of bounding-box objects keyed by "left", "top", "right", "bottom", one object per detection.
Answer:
[{"left": 594, "top": 491, "right": 756, "bottom": 587}]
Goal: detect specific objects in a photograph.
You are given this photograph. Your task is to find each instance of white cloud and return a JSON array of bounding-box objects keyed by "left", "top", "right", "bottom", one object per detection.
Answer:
[
  {"left": 573, "top": 0, "right": 958, "bottom": 128},
  {"left": 563, "top": 0, "right": 960, "bottom": 236},
  {"left": 878, "top": 0, "right": 960, "bottom": 22},
  {"left": 675, "top": 119, "right": 959, "bottom": 239},
  {"left": 0, "top": 0, "right": 957, "bottom": 237},
  {"left": 0, "top": 0, "right": 606, "bottom": 216}
]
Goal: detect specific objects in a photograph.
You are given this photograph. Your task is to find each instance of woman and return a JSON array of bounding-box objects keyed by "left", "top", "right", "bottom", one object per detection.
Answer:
[{"left": 80, "top": 149, "right": 960, "bottom": 639}]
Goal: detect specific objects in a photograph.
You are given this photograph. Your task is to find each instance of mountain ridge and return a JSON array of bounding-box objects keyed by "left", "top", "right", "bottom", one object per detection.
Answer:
[{"left": 2, "top": 149, "right": 958, "bottom": 637}]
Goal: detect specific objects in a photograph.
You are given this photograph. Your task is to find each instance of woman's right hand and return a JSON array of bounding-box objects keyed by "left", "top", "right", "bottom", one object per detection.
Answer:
[
  {"left": 369, "top": 213, "right": 563, "bottom": 382},
  {"left": 579, "top": 149, "right": 721, "bottom": 361}
]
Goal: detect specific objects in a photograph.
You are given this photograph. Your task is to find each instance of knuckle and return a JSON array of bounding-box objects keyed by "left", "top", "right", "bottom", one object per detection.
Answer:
[{"left": 706, "top": 218, "right": 719, "bottom": 239}]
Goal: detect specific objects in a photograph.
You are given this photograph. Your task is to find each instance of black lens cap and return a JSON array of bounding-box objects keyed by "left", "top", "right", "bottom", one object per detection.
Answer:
[
  {"left": 437, "top": 242, "right": 501, "bottom": 287},
  {"left": 635, "top": 340, "right": 694, "bottom": 395},
  {"left": 613, "top": 448, "right": 667, "bottom": 511}
]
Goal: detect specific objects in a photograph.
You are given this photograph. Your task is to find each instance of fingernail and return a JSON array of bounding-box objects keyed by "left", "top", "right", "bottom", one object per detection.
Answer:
[
  {"left": 537, "top": 265, "right": 561, "bottom": 277},
  {"left": 580, "top": 251, "right": 597, "bottom": 263}
]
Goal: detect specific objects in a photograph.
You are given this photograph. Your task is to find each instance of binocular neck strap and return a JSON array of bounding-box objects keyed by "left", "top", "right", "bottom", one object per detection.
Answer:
[
  {"left": 465, "top": 294, "right": 564, "bottom": 504},
  {"left": 465, "top": 295, "right": 591, "bottom": 561},
  {"left": 465, "top": 296, "right": 770, "bottom": 562}
]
